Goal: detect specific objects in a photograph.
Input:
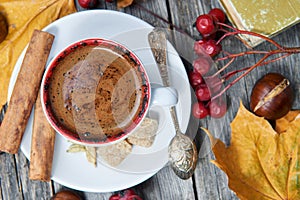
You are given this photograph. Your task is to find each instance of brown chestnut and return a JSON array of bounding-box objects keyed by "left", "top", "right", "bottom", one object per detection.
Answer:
[
  {"left": 250, "top": 73, "right": 294, "bottom": 120},
  {"left": 51, "top": 190, "right": 81, "bottom": 200}
]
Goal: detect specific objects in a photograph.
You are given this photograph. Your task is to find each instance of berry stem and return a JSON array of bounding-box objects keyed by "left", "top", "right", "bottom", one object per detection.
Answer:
[
  {"left": 212, "top": 57, "right": 235, "bottom": 77},
  {"left": 213, "top": 48, "right": 299, "bottom": 79},
  {"left": 220, "top": 53, "right": 291, "bottom": 80},
  {"left": 217, "top": 46, "right": 300, "bottom": 62},
  {"left": 216, "top": 22, "right": 285, "bottom": 50},
  {"left": 211, "top": 54, "right": 270, "bottom": 101},
  {"left": 216, "top": 50, "right": 270, "bottom": 62},
  {"left": 218, "top": 28, "right": 254, "bottom": 49}
]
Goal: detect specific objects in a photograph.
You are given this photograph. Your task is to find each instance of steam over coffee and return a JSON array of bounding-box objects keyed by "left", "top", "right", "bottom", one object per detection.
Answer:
[{"left": 45, "top": 40, "right": 149, "bottom": 143}]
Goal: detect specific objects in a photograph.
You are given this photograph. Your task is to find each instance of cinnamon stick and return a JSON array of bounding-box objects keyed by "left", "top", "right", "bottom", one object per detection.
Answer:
[
  {"left": 0, "top": 30, "right": 54, "bottom": 154},
  {"left": 29, "top": 92, "right": 56, "bottom": 182}
]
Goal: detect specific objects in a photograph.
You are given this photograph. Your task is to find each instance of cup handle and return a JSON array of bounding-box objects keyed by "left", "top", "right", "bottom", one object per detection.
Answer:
[{"left": 150, "top": 87, "right": 178, "bottom": 107}]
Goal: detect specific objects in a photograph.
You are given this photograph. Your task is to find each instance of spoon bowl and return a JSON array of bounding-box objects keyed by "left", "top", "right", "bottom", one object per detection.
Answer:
[{"left": 168, "top": 132, "right": 198, "bottom": 179}]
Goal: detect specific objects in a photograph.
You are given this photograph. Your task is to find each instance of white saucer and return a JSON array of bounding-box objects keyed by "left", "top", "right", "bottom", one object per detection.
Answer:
[{"left": 8, "top": 10, "right": 191, "bottom": 192}]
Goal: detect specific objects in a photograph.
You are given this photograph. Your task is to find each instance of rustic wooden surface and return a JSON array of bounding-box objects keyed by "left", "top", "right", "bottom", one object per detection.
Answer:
[{"left": 1, "top": 0, "right": 299, "bottom": 199}]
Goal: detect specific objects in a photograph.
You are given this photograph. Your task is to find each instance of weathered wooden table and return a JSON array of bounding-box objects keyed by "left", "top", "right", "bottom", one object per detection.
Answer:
[{"left": 0, "top": 0, "right": 299, "bottom": 199}]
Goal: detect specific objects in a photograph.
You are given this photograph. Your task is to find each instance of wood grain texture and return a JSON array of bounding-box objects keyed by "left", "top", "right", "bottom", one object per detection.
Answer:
[
  {"left": 128, "top": 0, "right": 169, "bottom": 28},
  {"left": 1, "top": 0, "right": 300, "bottom": 199},
  {"left": 0, "top": 153, "right": 22, "bottom": 200},
  {"left": 15, "top": 152, "right": 54, "bottom": 200}
]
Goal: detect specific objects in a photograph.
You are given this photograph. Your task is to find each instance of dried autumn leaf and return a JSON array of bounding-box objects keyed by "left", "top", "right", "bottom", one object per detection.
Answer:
[
  {"left": 117, "top": 0, "right": 134, "bottom": 8},
  {"left": 276, "top": 110, "right": 300, "bottom": 134},
  {"left": 204, "top": 102, "right": 300, "bottom": 200},
  {"left": 0, "top": 0, "right": 76, "bottom": 107}
]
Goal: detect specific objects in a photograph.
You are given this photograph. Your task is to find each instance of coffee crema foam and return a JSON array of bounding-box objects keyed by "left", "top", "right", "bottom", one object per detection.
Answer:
[{"left": 47, "top": 43, "right": 147, "bottom": 142}]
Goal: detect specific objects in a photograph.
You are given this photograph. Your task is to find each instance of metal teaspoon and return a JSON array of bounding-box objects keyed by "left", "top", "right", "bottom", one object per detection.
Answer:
[{"left": 148, "top": 28, "right": 198, "bottom": 179}]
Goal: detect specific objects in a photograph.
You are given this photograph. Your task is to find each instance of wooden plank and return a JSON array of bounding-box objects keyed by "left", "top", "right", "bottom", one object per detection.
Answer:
[
  {"left": 134, "top": 167, "right": 196, "bottom": 199},
  {"left": 0, "top": 180, "right": 2, "bottom": 200},
  {"left": 84, "top": 192, "right": 113, "bottom": 200},
  {"left": 14, "top": 152, "right": 54, "bottom": 200},
  {"left": 194, "top": 153, "right": 238, "bottom": 200},
  {"left": 0, "top": 153, "right": 22, "bottom": 200},
  {"left": 124, "top": 1, "right": 169, "bottom": 28}
]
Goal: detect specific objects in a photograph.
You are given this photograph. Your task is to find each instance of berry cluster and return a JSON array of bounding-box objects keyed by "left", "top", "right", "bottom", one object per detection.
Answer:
[
  {"left": 190, "top": 8, "right": 227, "bottom": 119},
  {"left": 194, "top": 8, "right": 225, "bottom": 57},
  {"left": 189, "top": 69, "right": 227, "bottom": 119}
]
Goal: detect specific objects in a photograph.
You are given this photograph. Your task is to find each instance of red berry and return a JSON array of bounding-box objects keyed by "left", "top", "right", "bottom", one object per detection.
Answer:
[
  {"left": 209, "top": 8, "right": 226, "bottom": 23},
  {"left": 195, "top": 39, "right": 222, "bottom": 57},
  {"left": 206, "top": 43, "right": 220, "bottom": 57},
  {"left": 195, "top": 14, "right": 218, "bottom": 36},
  {"left": 205, "top": 76, "right": 223, "bottom": 94},
  {"left": 205, "top": 40, "right": 222, "bottom": 57},
  {"left": 194, "top": 39, "right": 206, "bottom": 56},
  {"left": 209, "top": 97, "right": 227, "bottom": 118},
  {"left": 195, "top": 84, "right": 211, "bottom": 101},
  {"left": 78, "top": 0, "right": 97, "bottom": 9},
  {"left": 109, "top": 194, "right": 120, "bottom": 200},
  {"left": 193, "top": 56, "right": 211, "bottom": 75},
  {"left": 188, "top": 71, "right": 204, "bottom": 88},
  {"left": 192, "top": 101, "right": 209, "bottom": 119}
]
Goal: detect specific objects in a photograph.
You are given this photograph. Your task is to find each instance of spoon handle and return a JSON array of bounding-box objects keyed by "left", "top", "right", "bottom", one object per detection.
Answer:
[
  {"left": 148, "top": 28, "right": 169, "bottom": 87},
  {"left": 148, "top": 28, "right": 180, "bottom": 133}
]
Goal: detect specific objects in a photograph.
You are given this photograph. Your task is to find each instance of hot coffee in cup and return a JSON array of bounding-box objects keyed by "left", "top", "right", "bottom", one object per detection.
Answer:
[{"left": 41, "top": 38, "right": 177, "bottom": 146}]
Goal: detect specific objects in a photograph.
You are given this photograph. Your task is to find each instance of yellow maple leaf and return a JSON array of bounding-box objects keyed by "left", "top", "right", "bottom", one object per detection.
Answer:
[
  {"left": 0, "top": 0, "right": 76, "bottom": 108},
  {"left": 276, "top": 110, "right": 300, "bottom": 134},
  {"left": 204, "top": 102, "right": 300, "bottom": 200}
]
